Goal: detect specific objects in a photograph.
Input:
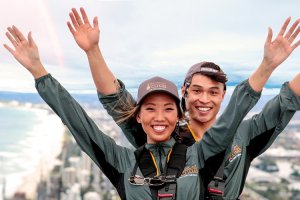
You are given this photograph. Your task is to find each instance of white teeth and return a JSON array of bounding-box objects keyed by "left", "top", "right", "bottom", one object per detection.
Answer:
[
  {"left": 153, "top": 126, "right": 166, "bottom": 131},
  {"left": 197, "top": 107, "right": 210, "bottom": 111}
]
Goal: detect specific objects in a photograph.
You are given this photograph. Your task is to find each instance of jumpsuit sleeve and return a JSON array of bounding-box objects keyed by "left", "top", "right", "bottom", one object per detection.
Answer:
[
  {"left": 195, "top": 79, "right": 261, "bottom": 174},
  {"left": 241, "top": 81, "right": 300, "bottom": 159},
  {"left": 98, "top": 79, "right": 146, "bottom": 148},
  {"left": 35, "top": 74, "right": 133, "bottom": 176}
]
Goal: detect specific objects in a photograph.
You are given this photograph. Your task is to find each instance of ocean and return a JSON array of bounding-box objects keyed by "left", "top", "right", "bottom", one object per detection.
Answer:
[{"left": 0, "top": 102, "right": 65, "bottom": 198}]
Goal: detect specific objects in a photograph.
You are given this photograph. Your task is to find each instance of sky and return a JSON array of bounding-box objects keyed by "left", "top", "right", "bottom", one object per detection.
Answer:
[{"left": 0, "top": 0, "right": 299, "bottom": 94}]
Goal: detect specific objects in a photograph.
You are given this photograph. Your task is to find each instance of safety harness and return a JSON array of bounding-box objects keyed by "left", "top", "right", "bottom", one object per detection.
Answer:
[
  {"left": 186, "top": 124, "right": 226, "bottom": 199},
  {"left": 206, "top": 162, "right": 225, "bottom": 199},
  {"left": 133, "top": 142, "right": 188, "bottom": 200}
]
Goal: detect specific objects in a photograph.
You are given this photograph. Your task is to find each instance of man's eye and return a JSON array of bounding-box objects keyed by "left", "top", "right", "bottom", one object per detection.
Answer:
[{"left": 210, "top": 91, "right": 219, "bottom": 95}]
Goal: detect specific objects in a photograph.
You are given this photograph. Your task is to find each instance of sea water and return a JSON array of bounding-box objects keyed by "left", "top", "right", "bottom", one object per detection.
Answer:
[{"left": 0, "top": 103, "right": 65, "bottom": 198}]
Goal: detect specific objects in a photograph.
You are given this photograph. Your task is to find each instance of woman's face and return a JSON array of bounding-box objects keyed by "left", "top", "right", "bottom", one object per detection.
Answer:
[{"left": 136, "top": 92, "right": 179, "bottom": 144}]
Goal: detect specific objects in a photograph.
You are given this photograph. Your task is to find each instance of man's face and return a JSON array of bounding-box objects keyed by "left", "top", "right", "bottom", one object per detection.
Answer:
[{"left": 182, "top": 74, "right": 225, "bottom": 125}]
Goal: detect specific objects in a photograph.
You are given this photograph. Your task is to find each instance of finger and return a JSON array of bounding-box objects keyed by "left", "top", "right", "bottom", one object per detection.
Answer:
[
  {"left": 28, "top": 32, "right": 36, "bottom": 47},
  {"left": 5, "top": 31, "right": 18, "bottom": 48},
  {"left": 7, "top": 26, "right": 21, "bottom": 43},
  {"left": 289, "top": 25, "right": 300, "bottom": 44},
  {"left": 12, "top": 25, "right": 26, "bottom": 42},
  {"left": 93, "top": 16, "right": 99, "bottom": 30},
  {"left": 3, "top": 44, "right": 16, "bottom": 56},
  {"left": 284, "top": 19, "right": 300, "bottom": 40},
  {"left": 69, "top": 12, "right": 79, "bottom": 30},
  {"left": 72, "top": 8, "right": 84, "bottom": 25},
  {"left": 277, "top": 17, "right": 291, "bottom": 37},
  {"left": 80, "top": 7, "right": 91, "bottom": 26},
  {"left": 265, "top": 27, "right": 273, "bottom": 47},
  {"left": 291, "top": 38, "right": 300, "bottom": 51},
  {"left": 67, "top": 21, "right": 76, "bottom": 35}
]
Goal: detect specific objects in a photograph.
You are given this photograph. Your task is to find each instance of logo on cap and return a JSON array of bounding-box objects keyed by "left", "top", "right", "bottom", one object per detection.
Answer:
[
  {"left": 199, "top": 67, "right": 219, "bottom": 73},
  {"left": 147, "top": 82, "right": 167, "bottom": 91}
]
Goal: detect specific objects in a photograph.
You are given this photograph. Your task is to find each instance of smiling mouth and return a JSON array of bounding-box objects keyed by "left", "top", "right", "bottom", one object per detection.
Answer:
[
  {"left": 196, "top": 107, "right": 212, "bottom": 112},
  {"left": 152, "top": 125, "right": 167, "bottom": 132}
]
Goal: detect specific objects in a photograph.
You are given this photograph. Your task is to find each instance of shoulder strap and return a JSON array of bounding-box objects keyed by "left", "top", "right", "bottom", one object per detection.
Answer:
[
  {"left": 166, "top": 142, "right": 188, "bottom": 177},
  {"left": 134, "top": 142, "right": 188, "bottom": 200},
  {"left": 206, "top": 161, "right": 225, "bottom": 199},
  {"left": 158, "top": 142, "right": 187, "bottom": 200},
  {"left": 134, "top": 145, "right": 157, "bottom": 200},
  {"left": 134, "top": 144, "right": 157, "bottom": 177}
]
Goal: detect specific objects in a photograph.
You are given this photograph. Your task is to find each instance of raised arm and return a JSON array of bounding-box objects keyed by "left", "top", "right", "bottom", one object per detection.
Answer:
[
  {"left": 238, "top": 18, "right": 300, "bottom": 157},
  {"left": 4, "top": 26, "right": 133, "bottom": 182},
  {"left": 67, "top": 7, "right": 118, "bottom": 95},
  {"left": 67, "top": 8, "right": 146, "bottom": 147},
  {"left": 196, "top": 17, "right": 300, "bottom": 175},
  {"left": 249, "top": 17, "right": 300, "bottom": 92},
  {"left": 241, "top": 79, "right": 300, "bottom": 160}
]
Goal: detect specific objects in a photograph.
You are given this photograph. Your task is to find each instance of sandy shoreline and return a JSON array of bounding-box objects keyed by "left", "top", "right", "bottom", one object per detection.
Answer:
[{"left": 0, "top": 102, "right": 66, "bottom": 199}]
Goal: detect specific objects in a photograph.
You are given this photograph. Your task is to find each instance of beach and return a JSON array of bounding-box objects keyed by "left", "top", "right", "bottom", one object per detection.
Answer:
[{"left": 0, "top": 101, "right": 65, "bottom": 199}]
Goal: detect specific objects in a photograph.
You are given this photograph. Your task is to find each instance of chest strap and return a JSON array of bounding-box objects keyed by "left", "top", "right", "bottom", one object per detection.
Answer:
[{"left": 134, "top": 142, "right": 188, "bottom": 200}]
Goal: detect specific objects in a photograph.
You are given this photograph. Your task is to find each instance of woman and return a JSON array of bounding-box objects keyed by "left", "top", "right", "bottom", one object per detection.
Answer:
[{"left": 4, "top": 26, "right": 260, "bottom": 199}]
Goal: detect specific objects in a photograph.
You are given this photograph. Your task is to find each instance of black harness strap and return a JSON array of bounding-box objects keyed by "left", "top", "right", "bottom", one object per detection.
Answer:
[
  {"left": 134, "top": 145, "right": 157, "bottom": 177},
  {"left": 134, "top": 144, "right": 157, "bottom": 200},
  {"left": 206, "top": 161, "right": 225, "bottom": 199},
  {"left": 134, "top": 142, "right": 188, "bottom": 200},
  {"left": 166, "top": 142, "right": 187, "bottom": 177},
  {"left": 157, "top": 142, "right": 187, "bottom": 200}
]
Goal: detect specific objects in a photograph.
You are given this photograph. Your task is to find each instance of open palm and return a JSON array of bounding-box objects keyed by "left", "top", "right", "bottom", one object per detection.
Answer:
[
  {"left": 264, "top": 18, "right": 300, "bottom": 69},
  {"left": 4, "top": 26, "right": 41, "bottom": 71},
  {"left": 68, "top": 7, "right": 100, "bottom": 52}
]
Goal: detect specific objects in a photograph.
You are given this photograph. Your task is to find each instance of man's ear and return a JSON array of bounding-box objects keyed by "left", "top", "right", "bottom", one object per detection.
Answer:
[
  {"left": 181, "top": 86, "right": 186, "bottom": 97},
  {"left": 222, "top": 90, "right": 226, "bottom": 100}
]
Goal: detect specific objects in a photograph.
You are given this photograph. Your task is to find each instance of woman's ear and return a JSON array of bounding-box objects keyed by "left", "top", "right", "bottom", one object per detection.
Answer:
[{"left": 136, "top": 112, "right": 141, "bottom": 123}]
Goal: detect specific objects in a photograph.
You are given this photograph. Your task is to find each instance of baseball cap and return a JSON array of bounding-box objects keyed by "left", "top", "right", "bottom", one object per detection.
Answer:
[
  {"left": 183, "top": 61, "right": 227, "bottom": 87},
  {"left": 137, "top": 76, "right": 180, "bottom": 105}
]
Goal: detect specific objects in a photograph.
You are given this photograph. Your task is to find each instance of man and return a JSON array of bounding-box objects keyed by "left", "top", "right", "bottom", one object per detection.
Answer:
[{"left": 67, "top": 7, "right": 300, "bottom": 199}]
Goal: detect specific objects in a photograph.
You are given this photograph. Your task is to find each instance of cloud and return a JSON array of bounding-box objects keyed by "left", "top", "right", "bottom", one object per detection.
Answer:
[{"left": 1, "top": 0, "right": 300, "bottom": 92}]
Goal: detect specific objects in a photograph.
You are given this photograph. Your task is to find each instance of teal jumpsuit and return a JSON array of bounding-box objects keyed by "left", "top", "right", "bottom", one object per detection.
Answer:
[
  {"left": 99, "top": 79, "right": 300, "bottom": 199},
  {"left": 36, "top": 74, "right": 260, "bottom": 200}
]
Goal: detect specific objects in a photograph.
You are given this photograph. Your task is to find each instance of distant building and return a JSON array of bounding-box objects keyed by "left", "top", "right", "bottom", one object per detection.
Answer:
[
  {"left": 83, "top": 192, "right": 101, "bottom": 200},
  {"left": 62, "top": 167, "right": 77, "bottom": 188},
  {"left": 61, "top": 184, "right": 81, "bottom": 200},
  {"left": 46, "top": 165, "right": 62, "bottom": 200}
]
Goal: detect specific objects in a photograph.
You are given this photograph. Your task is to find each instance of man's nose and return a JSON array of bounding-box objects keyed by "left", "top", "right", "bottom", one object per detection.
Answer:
[{"left": 198, "top": 92, "right": 210, "bottom": 103}]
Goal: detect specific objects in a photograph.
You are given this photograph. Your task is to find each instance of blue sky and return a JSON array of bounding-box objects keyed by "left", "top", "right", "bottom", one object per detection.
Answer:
[{"left": 0, "top": 0, "right": 299, "bottom": 94}]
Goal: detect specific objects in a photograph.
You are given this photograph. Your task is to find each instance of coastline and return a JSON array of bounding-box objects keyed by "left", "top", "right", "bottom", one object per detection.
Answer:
[{"left": 0, "top": 101, "right": 66, "bottom": 199}]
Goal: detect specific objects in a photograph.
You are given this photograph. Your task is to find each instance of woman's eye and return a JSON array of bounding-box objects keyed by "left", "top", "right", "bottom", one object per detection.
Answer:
[
  {"left": 166, "top": 107, "right": 175, "bottom": 111},
  {"left": 145, "top": 107, "right": 155, "bottom": 111}
]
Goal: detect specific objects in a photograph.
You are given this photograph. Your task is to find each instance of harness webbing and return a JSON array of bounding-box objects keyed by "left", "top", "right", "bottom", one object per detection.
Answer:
[
  {"left": 206, "top": 161, "right": 225, "bottom": 199},
  {"left": 185, "top": 125, "right": 225, "bottom": 199},
  {"left": 134, "top": 142, "right": 188, "bottom": 200}
]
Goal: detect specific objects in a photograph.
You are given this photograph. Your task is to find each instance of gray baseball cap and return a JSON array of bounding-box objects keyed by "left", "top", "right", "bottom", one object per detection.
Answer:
[
  {"left": 137, "top": 76, "right": 180, "bottom": 105},
  {"left": 183, "top": 61, "right": 227, "bottom": 87}
]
